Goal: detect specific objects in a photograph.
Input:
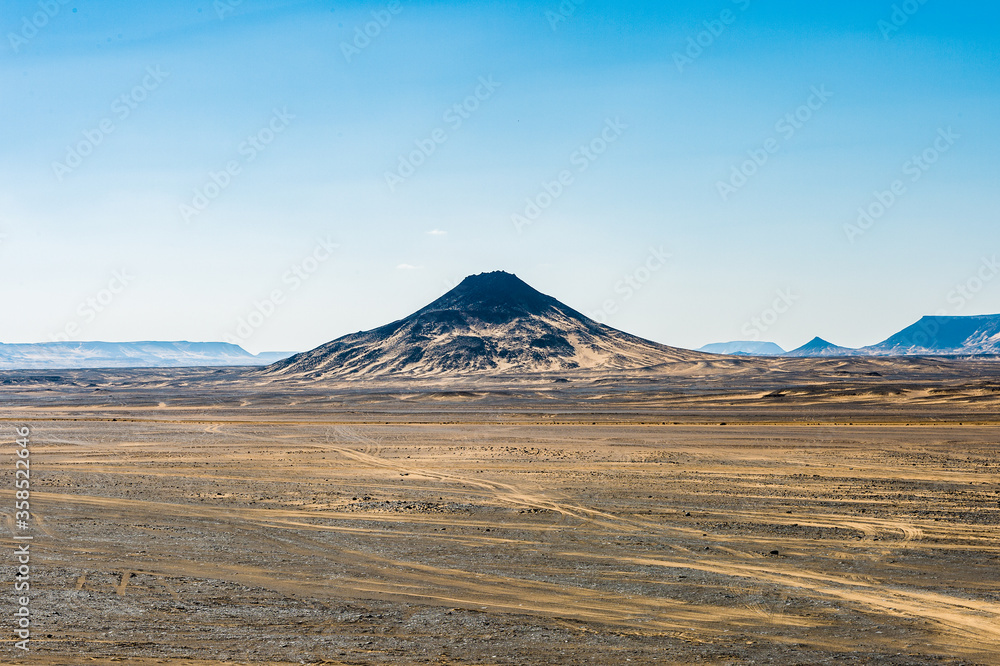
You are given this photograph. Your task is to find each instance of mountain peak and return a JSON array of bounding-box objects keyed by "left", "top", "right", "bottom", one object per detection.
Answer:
[
  {"left": 784, "top": 336, "right": 854, "bottom": 357},
  {"left": 418, "top": 271, "right": 564, "bottom": 323},
  {"left": 459, "top": 270, "right": 524, "bottom": 287},
  {"left": 264, "top": 271, "right": 702, "bottom": 377}
]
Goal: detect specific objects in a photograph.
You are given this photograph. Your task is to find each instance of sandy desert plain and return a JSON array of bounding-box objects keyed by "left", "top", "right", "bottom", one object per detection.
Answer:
[{"left": 3, "top": 355, "right": 1000, "bottom": 665}]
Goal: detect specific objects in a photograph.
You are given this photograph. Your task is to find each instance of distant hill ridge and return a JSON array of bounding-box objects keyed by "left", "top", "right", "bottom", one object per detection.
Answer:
[
  {"left": 706, "top": 315, "right": 1000, "bottom": 359},
  {"left": 697, "top": 341, "right": 785, "bottom": 356},
  {"left": 861, "top": 314, "right": 1000, "bottom": 356},
  {"left": 3, "top": 278, "right": 1000, "bottom": 371},
  {"left": 0, "top": 341, "right": 293, "bottom": 370}
]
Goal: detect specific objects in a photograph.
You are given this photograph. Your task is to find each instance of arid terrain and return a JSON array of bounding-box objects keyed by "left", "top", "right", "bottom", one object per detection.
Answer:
[{"left": 3, "top": 357, "right": 1000, "bottom": 664}]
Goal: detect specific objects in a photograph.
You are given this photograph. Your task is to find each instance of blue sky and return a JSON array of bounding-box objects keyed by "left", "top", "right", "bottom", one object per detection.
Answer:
[{"left": 2, "top": 0, "right": 998, "bottom": 353}]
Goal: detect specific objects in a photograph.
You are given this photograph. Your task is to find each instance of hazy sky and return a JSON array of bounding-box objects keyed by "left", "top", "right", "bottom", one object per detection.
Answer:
[{"left": 3, "top": 0, "right": 998, "bottom": 353}]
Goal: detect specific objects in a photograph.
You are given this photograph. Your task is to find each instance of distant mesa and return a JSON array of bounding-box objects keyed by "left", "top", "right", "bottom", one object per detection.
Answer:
[
  {"left": 697, "top": 341, "right": 785, "bottom": 356},
  {"left": 0, "top": 341, "right": 293, "bottom": 370},
  {"left": 263, "top": 271, "right": 704, "bottom": 378},
  {"left": 783, "top": 337, "right": 855, "bottom": 358},
  {"left": 861, "top": 314, "right": 1000, "bottom": 356}
]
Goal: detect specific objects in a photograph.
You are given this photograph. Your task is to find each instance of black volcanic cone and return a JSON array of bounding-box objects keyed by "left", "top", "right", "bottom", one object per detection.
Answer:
[
  {"left": 415, "top": 271, "right": 581, "bottom": 324},
  {"left": 264, "top": 271, "right": 701, "bottom": 377}
]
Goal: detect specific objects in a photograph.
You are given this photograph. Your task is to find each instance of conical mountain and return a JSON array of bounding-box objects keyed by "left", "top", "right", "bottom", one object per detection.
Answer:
[
  {"left": 264, "top": 271, "right": 703, "bottom": 377},
  {"left": 784, "top": 337, "right": 855, "bottom": 357}
]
